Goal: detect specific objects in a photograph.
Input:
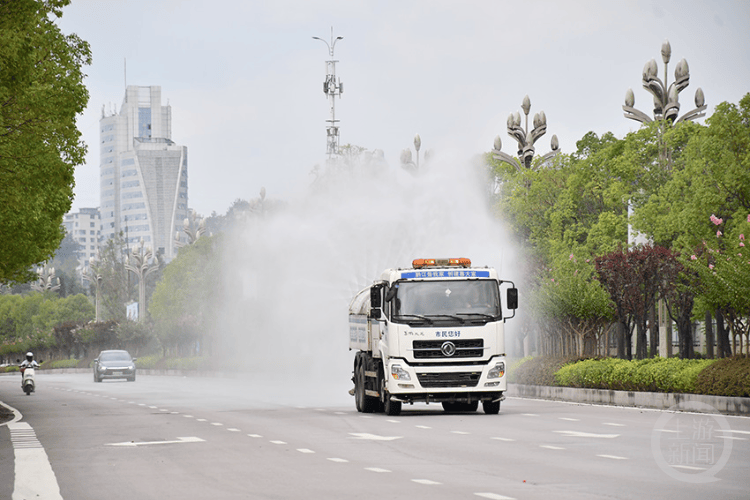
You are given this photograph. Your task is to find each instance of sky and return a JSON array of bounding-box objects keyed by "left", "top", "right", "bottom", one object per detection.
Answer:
[{"left": 58, "top": 0, "right": 750, "bottom": 218}]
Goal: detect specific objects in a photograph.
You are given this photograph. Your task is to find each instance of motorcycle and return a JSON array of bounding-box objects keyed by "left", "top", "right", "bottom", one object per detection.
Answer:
[{"left": 20, "top": 366, "right": 36, "bottom": 395}]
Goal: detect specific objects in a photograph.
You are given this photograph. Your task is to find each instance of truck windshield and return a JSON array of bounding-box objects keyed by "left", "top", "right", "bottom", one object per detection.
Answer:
[{"left": 392, "top": 280, "right": 500, "bottom": 319}]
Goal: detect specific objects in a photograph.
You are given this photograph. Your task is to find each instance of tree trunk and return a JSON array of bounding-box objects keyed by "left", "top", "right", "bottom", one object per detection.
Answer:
[
  {"left": 617, "top": 321, "right": 626, "bottom": 359},
  {"left": 705, "top": 310, "right": 714, "bottom": 359},
  {"left": 716, "top": 308, "right": 731, "bottom": 358},
  {"left": 649, "top": 303, "right": 658, "bottom": 358},
  {"left": 636, "top": 321, "right": 648, "bottom": 360}
]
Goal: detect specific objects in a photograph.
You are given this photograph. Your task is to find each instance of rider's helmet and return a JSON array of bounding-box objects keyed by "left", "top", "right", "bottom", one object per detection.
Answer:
[{"left": 25, "top": 352, "right": 33, "bottom": 362}]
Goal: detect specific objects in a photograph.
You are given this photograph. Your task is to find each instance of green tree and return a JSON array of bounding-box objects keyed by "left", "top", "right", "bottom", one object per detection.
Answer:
[
  {"left": 532, "top": 252, "right": 613, "bottom": 357},
  {"left": 0, "top": 0, "right": 91, "bottom": 283},
  {"left": 635, "top": 94, "right": 750, "bottom": 356},
  {"left": 149, "top": 235, "right": 224, "bottom": 356}
]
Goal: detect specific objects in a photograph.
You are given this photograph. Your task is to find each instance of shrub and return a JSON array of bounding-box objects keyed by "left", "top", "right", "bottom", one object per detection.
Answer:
[
  {"left": 507, "top": 356, "right": 532, "bottom": 383},
  {"left": 165, "top": 357, "right": 207, "bottom": 371},
  {"left": 49, "top": 359, "right": 80, "bottom": 369},
  {"left": 554, "top": 357, "right": 717, "bottom": 393},
  {"left": 510, "top": 356, "right": 586, "bottom": 386},
  {"left": 134, "top": 355, "right": 161, "bottom": 370},
  {"left": 694, "top": 356, "right": 750, "bottom": 397}
]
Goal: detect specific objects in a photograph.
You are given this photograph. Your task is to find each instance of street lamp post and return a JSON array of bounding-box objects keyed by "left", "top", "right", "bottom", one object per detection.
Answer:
[
  {"left": 30, "top": 266, "right": 60, "bottom": 294},
  {"left": 124, "top": 239, "right": 158, "bottom": 323},
  {"left": 174, "top": 209, "right": 207, "bottom": 249},
  {"left": 400, "top": 134, "right": 423, "bottom": 174},
  {"left": 622, "top": 39, "right": 706, "bottom": 360},
  {"left": 82, "top": 257, "right": 103, "bottom": 322},
  {"left": 492, "top": 95, "right": 559, "bottom": 171},
  {"left": 623, "top": 40, "right": 706, "bottom": 126},
  {"left": 313, "top": 28, "right": 344, "bottom": 160}
]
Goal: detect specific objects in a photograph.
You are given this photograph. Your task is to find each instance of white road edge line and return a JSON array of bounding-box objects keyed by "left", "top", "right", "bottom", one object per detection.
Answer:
[{"left": 475, "top": 493, "right": 516, "bottom": 500}]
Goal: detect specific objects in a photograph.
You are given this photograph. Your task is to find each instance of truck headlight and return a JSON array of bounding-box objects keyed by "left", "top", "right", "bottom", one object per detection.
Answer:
[
  {"left": 487, "top": 361, "right": 505, "bottom": 379},
  {"left": 391, "top": 364, "right": 411, "bottom": 381}
]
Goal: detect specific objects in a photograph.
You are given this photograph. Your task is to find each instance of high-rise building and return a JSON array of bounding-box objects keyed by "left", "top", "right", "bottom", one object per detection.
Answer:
[
  {"left": 63, "top": 207, "right": 101, "bottom": 270},
  {"left": 99, "top": 85, "right": 188, "bottom": 260}
]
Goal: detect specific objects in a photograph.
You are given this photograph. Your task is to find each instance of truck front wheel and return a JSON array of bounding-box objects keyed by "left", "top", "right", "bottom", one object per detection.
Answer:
[
  {"left": 384, "top": 394, "right": 401, "bottom": 416},
  {"left": 482, "top": 400, "right": 501, "bottom": 414},
  {"left": 380, "top": 375, "right": 401, "bottom": 416}
]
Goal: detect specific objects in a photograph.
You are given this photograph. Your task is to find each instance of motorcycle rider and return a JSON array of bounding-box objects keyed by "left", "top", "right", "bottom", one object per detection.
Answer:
[{"left": 20, "top": 352, "right": 39, "bottom": 386}]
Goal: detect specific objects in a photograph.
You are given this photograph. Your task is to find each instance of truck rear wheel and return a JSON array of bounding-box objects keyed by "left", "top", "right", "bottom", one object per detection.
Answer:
[{"left": 355, "top": 359, "right": 377, "bottom": 413}]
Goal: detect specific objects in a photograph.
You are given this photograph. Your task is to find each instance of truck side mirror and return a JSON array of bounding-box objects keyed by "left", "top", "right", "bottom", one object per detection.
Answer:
[
  {"left": 370, "top": 285, "right": 382, "bottom": 319},
  {"left": 506, "top": 287, "right": 518, "bottom": 310}
]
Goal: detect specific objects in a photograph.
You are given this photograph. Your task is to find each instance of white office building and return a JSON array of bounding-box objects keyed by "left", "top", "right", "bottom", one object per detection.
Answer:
[
  {"left": 63, "top": 207, "right": 101, "bottom": 270},
  {"left": 100, "top": 85, "right": 188, "bottom": 260}
]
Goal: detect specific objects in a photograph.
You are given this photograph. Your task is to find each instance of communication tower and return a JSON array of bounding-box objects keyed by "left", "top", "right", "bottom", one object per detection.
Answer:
[{"left": 312, "top": 28, "right": 344, "bottom": 159}]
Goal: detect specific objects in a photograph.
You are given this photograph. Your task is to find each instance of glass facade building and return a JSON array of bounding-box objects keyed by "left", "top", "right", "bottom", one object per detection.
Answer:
[{"left": 99, "top": 86, "right": 188, "bottom": 260}]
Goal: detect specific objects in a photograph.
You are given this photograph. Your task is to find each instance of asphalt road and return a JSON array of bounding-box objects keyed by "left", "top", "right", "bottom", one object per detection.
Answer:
[{"left": 1, "top": 372, "right": 748, "bottom": 500}]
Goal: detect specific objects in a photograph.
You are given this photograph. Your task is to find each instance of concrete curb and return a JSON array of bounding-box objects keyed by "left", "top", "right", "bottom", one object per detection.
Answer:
[{"left": 508, "top": 383, "right": 750, "bottom": 416}]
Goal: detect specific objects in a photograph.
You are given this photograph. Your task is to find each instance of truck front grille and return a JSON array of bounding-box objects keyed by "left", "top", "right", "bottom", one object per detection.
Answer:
[
  {"left": 416, "top": 371, "right": 481, "bottom": 388},
  {"left": 412, "top": 339, "right": 484, "bottom": 359}
]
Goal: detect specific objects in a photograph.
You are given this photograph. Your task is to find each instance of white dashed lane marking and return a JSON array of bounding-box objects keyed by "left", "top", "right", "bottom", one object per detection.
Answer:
[
  {"left": 327, "top": 458, "right": 349, "bottom": 463},
  {"left": 540, "top": 445, "right": 565, "bottom": 450},
  {"left": 412, "top": 479, "right": 441, "bottom": 485},
  {"left": 597, "top": 454, "right": 628, "bottom": 460},
  {"left": 365, "top": 467, "right": 391, "bottom": 473},
  {"left": 671, "top": 464, "right": 706, "bottom": 471},
  {"left": 475, "top": 493, "right": 516, "bottom": 500},
  {"left": 554, "top": 430, "right": 619, "bottom": 439},
  {"left": 297, "top": 448, "right": 315, "bottom": 454}
]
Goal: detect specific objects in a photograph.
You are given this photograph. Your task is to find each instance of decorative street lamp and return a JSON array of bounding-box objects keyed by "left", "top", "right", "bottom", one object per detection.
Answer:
[
  {"left": 30, "top": 266, "right": 60, "bottom": 294},
  {"left": 400, "top": 134, "right": 423, "bottom": 174},
  {"left": 124, "top": 239, "right": 159, "bottom": 323},
  {"left": 492, "top": 95, "right": 560, "bottom": 171},
  {"left": 622, "top": 40, "right": 706, "bottom": 125},
  {"left": 82, "top": 257, "right": 103, "bottom": 322},
  {"left": 313, "top": 28, "right": 344, "bottom": 160},
  {"left": 622, "top": 40, "right": 707, "bottom": 360},
  {"left": 174, "top": 209, "right": 207, "bottom": 249}
]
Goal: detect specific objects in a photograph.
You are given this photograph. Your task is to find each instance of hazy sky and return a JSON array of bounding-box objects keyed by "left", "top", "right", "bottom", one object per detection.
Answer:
[{"left": 59, "top": 0, "right": 750, "bottom": 217}]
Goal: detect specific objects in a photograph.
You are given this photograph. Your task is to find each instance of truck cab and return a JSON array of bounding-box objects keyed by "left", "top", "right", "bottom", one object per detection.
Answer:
[{"left": 349, "top": 258, "right": 518, "bottom": 415}]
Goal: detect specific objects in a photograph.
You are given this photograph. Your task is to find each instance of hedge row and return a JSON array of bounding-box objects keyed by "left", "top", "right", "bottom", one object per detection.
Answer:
[
  {"left": 695, "top": 357, "right": 750, "bottom": 397},
  {"left": 554, "top": 357, "right": 716, "bottom": 394},
  {"left": 509, "top": 356, "right": 750, "bottom": 397},
  {"left": 507, "top": 356, "right": 587, "bottom": 386}
]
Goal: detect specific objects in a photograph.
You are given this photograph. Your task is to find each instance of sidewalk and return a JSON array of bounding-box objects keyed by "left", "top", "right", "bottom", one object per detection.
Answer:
[{"left": 508, "top": 383, "right": 750, "bottom": 416}]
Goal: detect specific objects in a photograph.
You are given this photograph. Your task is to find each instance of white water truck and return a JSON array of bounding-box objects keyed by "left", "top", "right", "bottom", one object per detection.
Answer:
[{"left": 349, "top": 257, "right": 518, "bottom": 416}]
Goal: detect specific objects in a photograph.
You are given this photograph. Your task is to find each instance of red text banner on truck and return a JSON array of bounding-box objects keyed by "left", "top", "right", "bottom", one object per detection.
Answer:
[{"left": 349, "top": 257, "right": 518, "bottom": 416}]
